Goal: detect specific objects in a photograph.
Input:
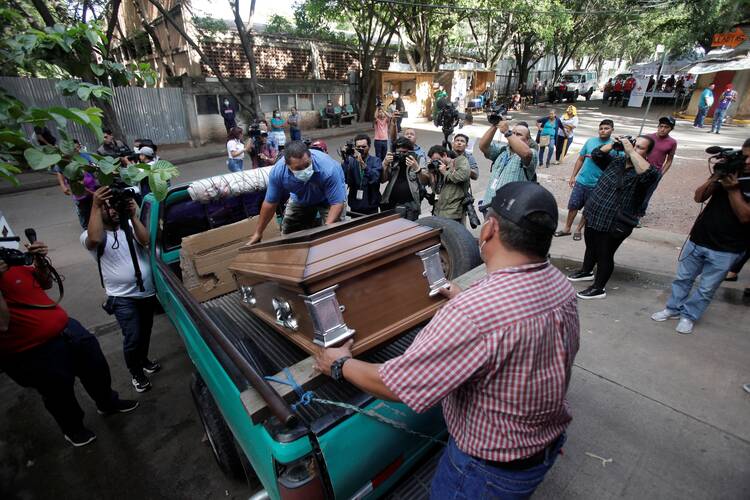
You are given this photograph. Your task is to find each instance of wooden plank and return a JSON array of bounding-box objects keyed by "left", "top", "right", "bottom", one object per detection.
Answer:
[{"left": 239, "top": 356, "right": 325, "bottom": 424}]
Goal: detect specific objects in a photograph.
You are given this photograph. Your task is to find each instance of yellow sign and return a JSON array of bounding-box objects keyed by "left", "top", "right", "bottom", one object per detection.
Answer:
[{"left": 711, "top": 28, "right": 748, "bottom": 48}]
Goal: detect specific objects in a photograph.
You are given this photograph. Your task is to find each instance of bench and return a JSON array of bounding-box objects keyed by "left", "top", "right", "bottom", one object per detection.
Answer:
[{"left": 319, "top": 105, "right": 358, "bottom": 128}]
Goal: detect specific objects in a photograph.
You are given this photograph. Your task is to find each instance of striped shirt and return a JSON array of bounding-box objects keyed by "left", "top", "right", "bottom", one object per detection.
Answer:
[{"left": 380, "top": 261, "right": 580, "bottom": 462}]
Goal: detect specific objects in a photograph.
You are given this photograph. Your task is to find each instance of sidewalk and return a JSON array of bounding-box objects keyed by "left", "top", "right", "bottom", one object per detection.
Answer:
[{"left": 0, "top": 122, "right": 374, "bottom": 196}]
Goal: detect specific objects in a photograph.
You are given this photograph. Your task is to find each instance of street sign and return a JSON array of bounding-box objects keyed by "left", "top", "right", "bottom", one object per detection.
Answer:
[{"left": 711, "top": 28, "right": 747, "bottom": 48}]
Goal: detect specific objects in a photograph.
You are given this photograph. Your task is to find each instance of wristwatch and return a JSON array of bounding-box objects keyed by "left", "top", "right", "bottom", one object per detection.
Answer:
[
  {"left": 330, "top": 356, "right": 351, "bottom": 382},
  {"left": 503, "top": 130, "right": 513, "bottom": 138}
]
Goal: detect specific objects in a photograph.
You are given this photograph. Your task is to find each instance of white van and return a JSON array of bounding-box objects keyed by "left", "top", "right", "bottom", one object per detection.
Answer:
[{"left": 552, "top": 70, "right": 598, "bottom": 102}]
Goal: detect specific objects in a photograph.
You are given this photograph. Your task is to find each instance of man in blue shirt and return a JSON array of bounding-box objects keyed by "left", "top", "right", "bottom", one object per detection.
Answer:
[
  {"left": 693, "top": 83, "right": 714, "bottom": 129},
  {"left": 340, "top": 134, "right": 382, "bottom": 215},
  {"left": 248, "top": 141, "right": 347, "bottom": 242},
  {"left": 555, "top": 119, "right": 623, "bottom": 239}
]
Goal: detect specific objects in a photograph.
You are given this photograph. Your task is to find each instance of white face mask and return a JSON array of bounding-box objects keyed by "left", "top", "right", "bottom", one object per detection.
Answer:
[
  {"left": 292, "top": 164, "right": 314, "bottom": 183},
  {"left": 224, "top": 101, "right": 229, "bottom": 106}
]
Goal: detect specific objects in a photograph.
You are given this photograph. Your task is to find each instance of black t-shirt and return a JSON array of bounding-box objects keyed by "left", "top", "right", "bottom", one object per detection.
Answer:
[
  {"left": 389, "top": 164, "right": 412, "bottom": 205},
  {"left": 690, "top": 185, "right": 750, "bottom": 253}
]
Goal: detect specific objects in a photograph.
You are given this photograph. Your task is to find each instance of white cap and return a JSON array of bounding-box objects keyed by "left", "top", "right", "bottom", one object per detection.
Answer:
[{"left": 139, "top": 146, "right": 155, "bottom": 158}]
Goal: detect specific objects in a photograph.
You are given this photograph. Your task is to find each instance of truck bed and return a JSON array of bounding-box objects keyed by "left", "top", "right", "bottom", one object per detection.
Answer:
[{"left": 202, "top": 291, "right": 421, "bottom": 434}]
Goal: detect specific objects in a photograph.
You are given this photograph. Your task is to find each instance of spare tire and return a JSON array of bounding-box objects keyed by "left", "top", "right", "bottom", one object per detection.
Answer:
[{"left": 417, "top": 216, "right": 482, "bottom": 279}]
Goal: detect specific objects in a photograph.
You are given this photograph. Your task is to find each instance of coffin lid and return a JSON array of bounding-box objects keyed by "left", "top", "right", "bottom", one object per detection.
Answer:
[{"left": 229, "top": 212, "right": 441, "bottom": 286}]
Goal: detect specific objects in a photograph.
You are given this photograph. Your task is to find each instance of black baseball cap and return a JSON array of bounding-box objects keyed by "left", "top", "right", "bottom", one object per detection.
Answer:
[
  {"left": 489, "top": 182, "right": 558, "bottom": 233},
  {"left": 658, "top": 116, "right": 676, "bottom": 129}
]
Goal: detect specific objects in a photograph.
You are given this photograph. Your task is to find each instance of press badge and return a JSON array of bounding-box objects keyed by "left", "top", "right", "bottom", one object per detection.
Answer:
[{"left": 356, "top": 189, "right": 364, "bottom": 200}]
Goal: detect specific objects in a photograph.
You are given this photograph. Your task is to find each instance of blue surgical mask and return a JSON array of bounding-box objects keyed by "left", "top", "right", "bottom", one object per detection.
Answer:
[{"left": 293, "top": 164, "right": 314, "bottom": 182}]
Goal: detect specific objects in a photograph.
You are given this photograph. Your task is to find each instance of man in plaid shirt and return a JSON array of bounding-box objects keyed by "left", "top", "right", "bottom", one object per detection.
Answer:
[{"left": 314, "top": 182, "right": 580, "bottom": 499}]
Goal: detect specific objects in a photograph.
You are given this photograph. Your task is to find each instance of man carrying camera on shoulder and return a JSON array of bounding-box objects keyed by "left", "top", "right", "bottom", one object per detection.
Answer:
[
  {"left": 83, "top": 186, "right": 161, "bottom": 393},
  {"left": 478, "top": 116, "right": 537, "bottom": 208},
  {"left": 340, "top": 134, "right": 383, "bottom": 215},
  {"left": 97, "top": 129, "right": 130, "bottom": 158},
  {"left": 1, "top": 236, "right": 137, "bottom": 447},
  {"left": 426, "top": 145, "right": 471, "bottom": 223},
  {"left": 652, "top": 139, "right": 750, "bottom": 334},
  {"left": 381, "top": 137, "right": 431, "bottom": 221}
]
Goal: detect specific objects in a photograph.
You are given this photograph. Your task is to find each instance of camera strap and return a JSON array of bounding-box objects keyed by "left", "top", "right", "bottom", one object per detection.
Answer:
[{"left": 96, "top": 232, "right": 106, "bottom": 289}]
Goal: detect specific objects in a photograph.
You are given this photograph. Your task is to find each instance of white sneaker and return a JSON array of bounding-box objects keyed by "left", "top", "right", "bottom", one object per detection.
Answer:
[
  {"left": 675, "top": 317, "right": 694, "bottom": 334},
  {"left": 651, "top": 309, "right": 680, "bottom": 322}
]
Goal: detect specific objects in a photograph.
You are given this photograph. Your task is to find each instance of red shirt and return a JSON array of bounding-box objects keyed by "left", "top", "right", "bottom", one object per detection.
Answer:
[
  {"left": 624, "top": 78, "right": 636, "bottom": 91},
  {"left": 647, "top": 132, "right": 678, "bottom": 172},
  {"left": 380, "top": 262, "right": 580, "bottom": 462},
  {"left": 613, "top": 81, "right": 623, "bottom": 92},
  {"left": 0, "top": 266, "right": 68, "bottom": 355}
]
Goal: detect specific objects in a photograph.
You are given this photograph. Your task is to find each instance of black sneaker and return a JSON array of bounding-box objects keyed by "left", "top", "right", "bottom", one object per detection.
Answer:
[
  {"left": 567, "top": 270, "right": 595, "bottom": 282},
  {"left": 143, "top": 359, "right": 161, "bottom": 375},
  {"left": 132, "top": 374, "right": 152, "bottom": 393},
  {"left": 97, "top": 399, "right": 140, "bottom": 416},
  {"left": 64, "top": 428, "right": 97, "bottom": 447},
  {"left": 576, "top": 286, "right": 607, "bottom": 300}
]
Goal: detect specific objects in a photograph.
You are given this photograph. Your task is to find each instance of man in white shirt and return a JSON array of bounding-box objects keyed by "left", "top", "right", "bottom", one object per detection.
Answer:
[{"left": 82, "top": 186, "right": 160, "bottom": 393}]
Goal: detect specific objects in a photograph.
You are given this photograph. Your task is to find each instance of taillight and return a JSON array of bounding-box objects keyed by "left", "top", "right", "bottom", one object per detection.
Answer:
[
  {"left": 350, "top": 454, "right": 405, "bottom": 499},
  {"left": 276, "top": 454, "right": 326, "bottom": 500}
]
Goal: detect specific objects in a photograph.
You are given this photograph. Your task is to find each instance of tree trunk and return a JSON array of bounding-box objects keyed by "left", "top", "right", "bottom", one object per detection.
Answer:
[
  {"left": 30, "top": 0, "right": 56, "bottom": 27},
  {"left": 104, "top": 0, "right": 122, "bottom": 54},
  {"left": 228, "top": 0, "right": 260, "bottom": 118},
  {"left": 131, "top": 0, "right": 174, "bottom": 79},
  {"left": 93, "top": 96, "right": 126, "bottom": 141}
]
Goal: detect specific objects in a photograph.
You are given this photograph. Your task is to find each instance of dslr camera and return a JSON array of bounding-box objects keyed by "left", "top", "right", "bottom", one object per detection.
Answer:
[
  {"left": 487, "top": 104, "right": 510, "bottom": 126},
  {"left": 427, "top": 158, "right": 442, "bottom": 173},
  {"left": 109, "top": 180, "right": 138, "bottom": 214},
  {"left": 0, "top": 228, "right": 38, "bottom": 267},
  {"left": 612, "top": 135, "right": 636, "bottom": 151},
  {"left": 706, "top": 146, "right": 746, "bottom": 178},
  {"left": 342, "top": 140, "right": 356, "bottom": 159},
  {"left": 391, "top": 151, "right": 413, "bottom": 171}
]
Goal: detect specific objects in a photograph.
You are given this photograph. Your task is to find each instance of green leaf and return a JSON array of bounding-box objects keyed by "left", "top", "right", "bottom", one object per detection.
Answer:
[
  {"left": 58, "top": 138, "right": 76, "bottom": 156},
  {"left": 63, "top": 161, "right": 82, "bottom": 180},
  {"left": 148, "top": 173, "right": 168, "bottom": 201},
  {"left": 94, "top": 171, "right": 114, "bottom": 186},
  {"left": 23, "top": 148, "right": 61, "bottom": 170},
  {"left": 85, "top": 29, "right": 100, "bottom": 48},
  {"left": 77, "top": 86, "right": 92, "bottom": 101},
  {"left": 96, "top": 156, "right": 119, "bottom": 175},
  {"left": 0, "top": 162, "right": 22, "bottom": 186},
  {"left": 90, "top": 63, "right": 105, "bottom": 76},
  {"left": 69, "top": 181, "right": 85, "bottom": 196}
]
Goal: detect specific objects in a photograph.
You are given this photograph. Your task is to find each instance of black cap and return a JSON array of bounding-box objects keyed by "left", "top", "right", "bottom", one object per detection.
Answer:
[
  {"left": 658, "top": 116, "right": 676, "bottom": 129},
  {"left": 489, "top": 182, "right": 558, "bottom": 233}
]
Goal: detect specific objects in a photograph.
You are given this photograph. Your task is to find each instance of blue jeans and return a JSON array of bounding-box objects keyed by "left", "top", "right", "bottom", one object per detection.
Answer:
[
  {"left": 0, "top": 318, "right": 119, "bottom": 434},
  {"left": 694, "top": 106, "right": 708, "bottom": 127},
  {"left": 374, "top": 139, "right": 388, "bottom": 161},
  {"left": 665, "top": 240, "right": 741, "bottom": 321},
  {"left": 430, "top": 435, "right": 565, "bottom": 500},
  {"left": 290, "top": 128, "right": 301, "bottom": 141},
  {"left": 539, "top": 141, "right": 555, "bottom": 166},
  {"left": 711, "top": 108, "right": 727, "bottom": 133},
  {"left": 227, "top": 158, "right": 244, "bottom": 172},
  {"left": 110, "top": 295, "right": 158, "bottom": 377}
]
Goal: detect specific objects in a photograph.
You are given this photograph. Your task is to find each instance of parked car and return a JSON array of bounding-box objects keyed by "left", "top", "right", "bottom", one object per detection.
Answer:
[{"left": 550, "top": 70, "right": 598, "bottom": 103}]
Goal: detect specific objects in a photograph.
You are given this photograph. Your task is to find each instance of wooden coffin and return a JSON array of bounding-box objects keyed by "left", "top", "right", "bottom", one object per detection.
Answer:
[{"left": 228, "top": 213, "right": 448, "bottom": 356}]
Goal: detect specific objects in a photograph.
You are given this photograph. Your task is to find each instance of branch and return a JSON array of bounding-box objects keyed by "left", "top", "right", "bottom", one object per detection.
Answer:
[
  {"left": 30, "top": 0, "right": 57, "bottom": 27},
  {"left": 105, "top": 0, "right": 122, "bottom": 53}
]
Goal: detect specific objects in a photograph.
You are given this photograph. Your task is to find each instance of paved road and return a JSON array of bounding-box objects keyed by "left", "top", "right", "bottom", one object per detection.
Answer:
[{"left": 1, "top": 101, "right": 749, "bottom": 498}]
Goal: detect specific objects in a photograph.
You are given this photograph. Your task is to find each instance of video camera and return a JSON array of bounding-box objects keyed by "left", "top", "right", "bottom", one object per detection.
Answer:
[
  {"left": 487, "top": 104, "right": 511, "bottom": 126},
  {"left": 612, "top": 136, "right": 636, "bottom": 151},
  {"left": 0, "top": 228, "right": 38, "bottom": 267},
  {"left": 434, "top": 98, "right": 460, "bottom": 129},
  {"left": 706, "top": 146, "right": 746, "bottom": 178},
  {"left": 463, "top": 193, "right": 481, "bottom": 229}
]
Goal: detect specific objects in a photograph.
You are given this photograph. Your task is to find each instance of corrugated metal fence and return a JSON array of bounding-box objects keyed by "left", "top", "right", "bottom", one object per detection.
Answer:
[{"left": 1, "top": 77, "right": 190, "bottom": 150}]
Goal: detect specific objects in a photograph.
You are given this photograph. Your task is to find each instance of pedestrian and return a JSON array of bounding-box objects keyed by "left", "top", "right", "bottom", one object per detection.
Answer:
[
  {"left": 226, "top": 127, "right": 251, "bottom": 173},
  {"left": 392, "top": 91, "right": 406, "bottom": 132},
  {"left": 602, "top": 78, "right": 613, "bottom": 103},
  {"left": 609, "top": 79, "right": 623, "bottom": 106},
  {"left": 567, "top": 136, "right": 659, "bottom": 299},
  {"left": 637, "top": 116, "right": 678, "bottom": 218},
  {"left": 313, "top": 181, "right": 579, "bottom": 500},
  {"left": 1, "top": 238, "right": 138, "bottom": 447},
  {"left": 478, "top": 118, "right": 537, "bottom": 208},
  {"left": 622, "top": 76, "right": 636, "bottom": 107},
  {"left": 556, "top": 105, "right": 578, "bottom": 164},
  {"left": 556, "top": 120, "right": 621, "bottom": 240},
  {"left": 220, "top": 98, "right": 237, "bottom": 133},
  {"left": 251, "top": 132, "right": 278, "bottom": 169},
  {"left": 55, "top": 139, "right": 98, "bottom": 229},
  {"left": 710, "top": 84, "right": 737, "bottom": 134},
  {"left": 651, "top": 139, "right": 750, "bottom": 334},
  {"left": 536, "top": 110, "right": 563, "bottom": 168},
  {"left": 381, "top": 137, "right": 430, "bottom": 221},
  {"left": 693, "top": 83, "right": 715, "bottom": 128},
  {"left": 270, "top": 109, "right": 287, "bottom": 151},
  {"left": 247, "top": 141, "right": 347, "bottom": 240},
  {"left": 532, "top": 77, "right": 541, "bottom": 105},
  {"left": 373, "top": 106, "right": 390, "bottom": 161},
  {"left": 96, "top": 129, "right": 128, "bottom": 158},
  {"left": 288, "top": 107, "right": 302, "bottom": 142},
  {"left": 83, "top": 186, "right": 162, "bottom": 392}
]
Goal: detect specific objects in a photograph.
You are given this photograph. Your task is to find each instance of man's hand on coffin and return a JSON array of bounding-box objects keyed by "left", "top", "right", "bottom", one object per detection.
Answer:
[
  {"left": 248, "top": 232, "right": 262, "bottom": 245},
  {"left": 438, "top": 281, "right": 462, "bottom": 300},
  {"left": 314, "top": 339, "right": 354, "bottom": 377}
]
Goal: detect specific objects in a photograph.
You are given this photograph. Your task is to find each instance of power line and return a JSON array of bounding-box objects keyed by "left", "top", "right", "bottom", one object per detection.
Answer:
[{"left": 372, "top": 0, "right": 674, "bottom": 16}]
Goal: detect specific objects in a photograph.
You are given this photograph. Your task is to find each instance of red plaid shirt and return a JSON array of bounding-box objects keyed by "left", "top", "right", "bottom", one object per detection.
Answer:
[{"left": 380, "top": 261, "right": 579, "bottom": 462}]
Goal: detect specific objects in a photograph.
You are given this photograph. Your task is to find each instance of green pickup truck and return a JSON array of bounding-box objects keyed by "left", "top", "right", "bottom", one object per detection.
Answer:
[{"left": 141, "top": 179, "right": 481, "bottom": 499}]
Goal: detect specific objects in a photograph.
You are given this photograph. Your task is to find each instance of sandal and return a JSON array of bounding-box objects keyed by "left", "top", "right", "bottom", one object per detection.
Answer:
[
  {"left": 573, "top": 233, "right": 582, "bottom": 241},
  {"left": 554, "top": 231, "right": 571, "bottom": 237}
]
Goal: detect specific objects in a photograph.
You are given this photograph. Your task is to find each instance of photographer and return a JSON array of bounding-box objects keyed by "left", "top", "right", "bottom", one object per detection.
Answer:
[
  {"left": 97, "top": 129, "right": 129, "bottom": 158},
  {"left": 251, "top": 132, "right": 278, "bottom": 169},
  {"left": 340, "top": 134, "right": 383, "bottom": 215},
  {"left": 452, "top": 134, "right": 479, "bottom": 180},
  {"left": 567, "top": 136, "right": 659, "bottom": 300},
  {"left": 392, "top": 91, "right": 405, "bottom": 132},
  {"left": 1, "top": 237, "right": 137, "bottom": 447},
  {"left": 426, "top": 145, "right": 471, "bottom": 223},
  {"left": 83, "top": 186, "right": 160, "bottom": 393},
  {"left": 478, "top": 117, "right": 537, "bottom": 208},
  {"left": 652, "top": 139, "right": 750, "bottom": 334},
  {"left": 381, "top": 137, "right": 430, "bottom": 221}
]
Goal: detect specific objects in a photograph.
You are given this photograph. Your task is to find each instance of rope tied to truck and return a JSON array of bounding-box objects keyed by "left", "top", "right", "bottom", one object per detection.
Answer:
[{"left": 265, "top": 368, "right": 447, "bottom": 446}]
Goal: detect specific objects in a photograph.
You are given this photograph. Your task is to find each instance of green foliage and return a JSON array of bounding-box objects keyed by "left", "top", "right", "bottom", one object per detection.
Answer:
[
  {"left": 192, "top": 15, "right": 228, "bottom": 43},
  {"left": 265, "top": 15, "right": 296, "bottom": 35}
]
